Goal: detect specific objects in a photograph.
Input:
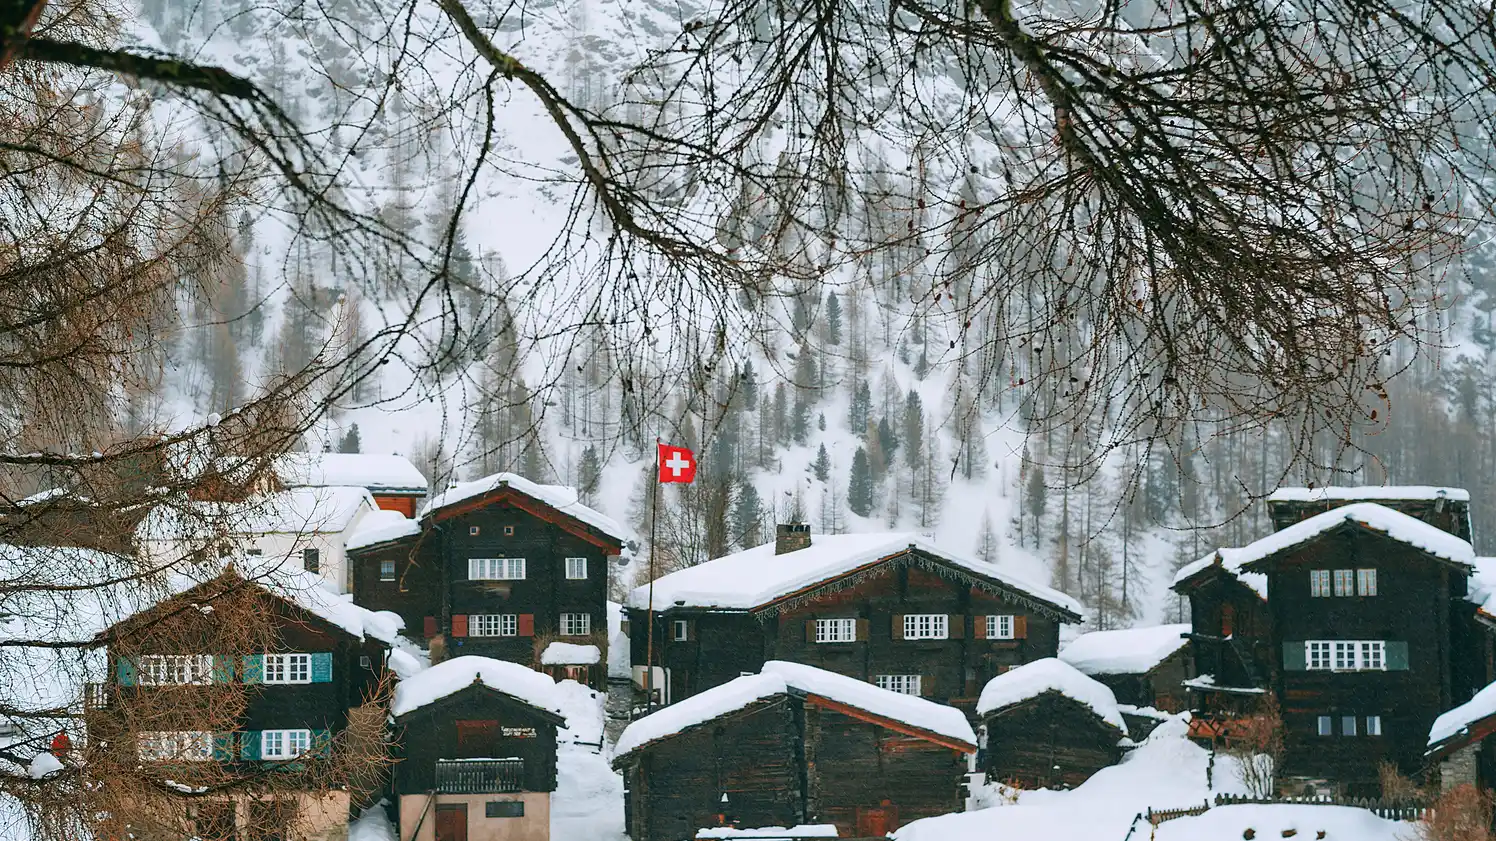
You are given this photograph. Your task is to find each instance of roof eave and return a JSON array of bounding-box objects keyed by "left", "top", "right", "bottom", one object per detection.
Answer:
[{"left": 1238, "top": 517, "right": 1472, "bottom": 574}]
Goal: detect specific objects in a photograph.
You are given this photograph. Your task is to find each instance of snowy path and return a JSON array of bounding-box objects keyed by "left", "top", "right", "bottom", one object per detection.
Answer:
[{"left": 554, "top": 679, "right": 628, "bottom": 840}]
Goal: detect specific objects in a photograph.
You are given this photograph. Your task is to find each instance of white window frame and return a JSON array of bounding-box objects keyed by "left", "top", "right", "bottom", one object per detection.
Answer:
[
  {"left": 470, "top": 614, "right": 517, "bottom": 637},
  {"left": 1317, "top": 716, "right": 1333, "bottom": 736},
  {"left": 1366, "top": 715, "right": 1383, "bottom": 736},
  {"left": 903, "top": 614, "right": 948, "bottom": 640},
  {"left": 1306, "top": 640, "right": 1386, "bottom": 672},
  {"left": 468, "top": 558, "right": 525, "bottom": 580},
  {"left": 560, "top": 612, "right": 591, "bottom": 636},
  {"left": 672, "top": 620, "right": 690, "bottom": 641},
  {"left": 1332, "top": 569, "right": 1354, "bottom": 597},
  {"left": 875, "top": 675, "right": 922, "bottom": 695},
  {"left": 987, "top": 615, "right": 1015, "bottom": 640},
  {"left": 1357, "top": 568, "right": 1377, "bottom": 597},
  {"left": 565, "top": 557, "right": 588, "bottom": 580},
  {"left": 379, "top": 559, "right": 396, "bottom": 581},
  {"left": 815, "top": 618, "right": 857, "bottom": 643},
  {"left": 261, "top": 729, "right": 311, "bottom": 760},
  {"left": 1310, "top": 569, "right": 1331, "bottom": 597},
  {"left": 138, "top": 654, "right": 213, "bottom": 686},
  {"left": 263, "top": 653, "right": 312, "bottom": 685},
  {"left": 1307, "top": 641, "right": 1332, "bottom": 671},
  {"left": 138, "top": 730, "right": 213, "bottom": 762}
]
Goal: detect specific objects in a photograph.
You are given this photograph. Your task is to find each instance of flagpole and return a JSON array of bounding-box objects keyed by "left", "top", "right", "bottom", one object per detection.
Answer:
[{"left": 645, "top": 437, "right": 660, "bottom": 710}]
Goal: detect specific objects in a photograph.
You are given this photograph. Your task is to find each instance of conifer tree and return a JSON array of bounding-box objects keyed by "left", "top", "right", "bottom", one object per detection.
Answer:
[
  {"left": 740, "top": 359, "right": 759, "bottom": 410},
  {"left": 902, "top": 389, "right": 924, "bottom": 468},
  {"left": 339, "top": 424, "right": 362, "bottom": 453},
  {"left": 877, "top": 416, "right": 898, "bottom": 464},
  {"left": 813, "top": 444, "right": 831, "bottom": 481},
  {"left": 772, "top": 383, "right": 789, "bottom": 445},
  {"left": 848, "top": 447, "right": 874, "bottom": 517},
  {"left": 577, "top": 445, "right": 602, "bottom": 504},
  {"left": 976, "top": 510, "right": 999, "bottom": 563},
  {"left": 731, "top": 483, "right": 764, "bottom": 549},
  {"left": 848, "top": 380, "right": 871, "bottom": 434},
  {"left": 825, "top": 291, "right": 843, "bottom": 345}
]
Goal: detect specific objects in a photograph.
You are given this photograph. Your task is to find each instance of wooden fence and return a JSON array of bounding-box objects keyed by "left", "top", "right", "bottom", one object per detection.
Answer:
[{"left": 1213, "top": 793, "right": 1432, "bottom": 821}]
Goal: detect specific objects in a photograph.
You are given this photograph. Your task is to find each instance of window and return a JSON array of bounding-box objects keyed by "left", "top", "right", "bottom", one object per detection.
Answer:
[
  {"left": 379, "top": 559, "right": 396, "bottom": 581},
  {"left": 1341, "top": 715, "right": 1358, "bottom": 736},
  {"left": 1366, "top": 715, "right": 1383, "bottom": 736},
  {"left": 987, "top": 615, "right": 1015, "bottom": 640},
  {"left": 903, "top": 614, "right": 948, "bottom": 640},
  {"left": 875, "top": 675, "right": 922, "bottom": 695},
  {"left": 560, "top": 613, "right": 591, "bottom": 636},
  {"left": 1310, "top": 569, "right": 1331, "bottom": 597},
  {"left": 815, "top": 618, "right": 857, "bottom": 643},
  {"left": 1317, "top": 716, "right": 1333, "bottom": 736},
  {"left": 138, "top": 654, "right": 213, "bottom": 686},
  {"left": 487, "top": 801, "right": 525, "bottom": 818},
  {"left": 246, "top": 548, "right": 264, "bottom": 556},
  {"left": 263, "top": 653, "right": 311, "bottom": 684},
  {"left": 1306, "top": 640, "right": 1386, "bottom": 671},
  {"left": 673, "top": 620, "right": 690, "bottom": 641},
  {"left": 138, "top": 731, "right": 213, "bottom": 761},
  {"left": 1357, "top": 568, "right": 1378, "bottom": 596},
  {"left": 1332, "top": 569, "right": 1354, "bottom": 597},
  {"left": 470, "top": 614, "right": 518, "bottom": 637},
  {"left": 456, "top": 719, "right": 497, "bottom": 756},
  {"left": 566, "top": 557, "right": 588, "bottom": 580},
  {"left": 469, "top": 526, "right": 481, "bottom": 536},
  {"left": 359, "top": 655, "right": 372, "bottom": 669},
  {"left": 260, "top": 729, "right": 311, "bottom": 760},
  {"left": 504, "top": 525, "right": 515, "bottom": 536},
  {"left": 469, "top": 558, "right": 525, "bottom": 580},
  {"left": 302, "top": 547, "right": 320, "bottom": 573}
]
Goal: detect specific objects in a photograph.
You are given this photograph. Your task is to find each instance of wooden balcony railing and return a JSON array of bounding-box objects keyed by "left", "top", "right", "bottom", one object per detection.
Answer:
[{"left": 434, "top": 758, "right": 524, "bottom": 794}]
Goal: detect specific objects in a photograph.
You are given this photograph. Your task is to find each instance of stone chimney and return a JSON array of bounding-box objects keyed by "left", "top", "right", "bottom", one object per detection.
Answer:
[{"left": 775, "top": 523, "right": 811, "bottom": 555}]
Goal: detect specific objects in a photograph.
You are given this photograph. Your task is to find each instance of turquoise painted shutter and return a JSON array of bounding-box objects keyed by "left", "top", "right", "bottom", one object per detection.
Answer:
[
  {"left": 1386, "top": 641, "right": 1410, "bottom": 671},
  {"left": 212, "top": 732, "right": 235, "bottom": 761},
  {"left": 240, "top": 731, "right": 261, "bottom": 760},
  {"left": 313, "top": 729, "right": 333, "bottom": 757},
  {"left": 242, "top": 655, "right": 264, "bottom": 684},
  {"left": 115, "top": 656, "right": 137, "bottom": 686},
  {"left": 211, "top": 655, "right": 234, "bottom": 683},
  {"left": 1282, "top": 642, "right": 1307, "bottom": 671},
  {"left": 310, "top": 653, "right": 333, "bottom": 683}
]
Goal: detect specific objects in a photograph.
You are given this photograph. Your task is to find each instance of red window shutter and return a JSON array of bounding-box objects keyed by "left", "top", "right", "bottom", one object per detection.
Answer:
[
  {"left": 892, "top": 614, "right": 905, "bottom": 641},
  {"left": 805, "top": 620, "right": 817, "bottom": 642},
  {"left": 451, "top": 614, "right": 468, "bottom": 638},
  {"left": 423, "top": 616, "right": 437, "bottom": 638},
  {"left": 973, "top": 617, "right": 988, "bottom": 640},
  {"left": 949, "top": 615, "right": 965, "bottom": 639},
  {"left": 856, "top": 618, "right": 869, "bottom": 642},
  {"left": 1014, "top": 615, "right": 1028, "bottom": 639},
  {"left": 518, "top": 614, "right": 535, "bottom": 637},
  {"left": 921, "top": 675, "right": 935, "bottom": 697},
  {"left": 1221, "top": 604, "right": 1235, "bottom": 637}
]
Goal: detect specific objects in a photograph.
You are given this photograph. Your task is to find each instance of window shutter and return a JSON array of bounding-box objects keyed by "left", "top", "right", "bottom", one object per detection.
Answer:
[
  {"left": 115, "top": 656, "right": 137, "bottom": 687},
  {"left": 451, "top": 614, "right": 469, "bottom": 638},
  {"left": 212, "top": 655, "right": 235, "bottom": 684},
  {"left": 311, "top": 653, "right": 333, "bottom": 683},
  {"left": 1386, "top": 641, "right": 1410, "bottom": 671},
  {"left": 973, "top": 617, "right": 988, "bottom": 640},
  {"left": 892, "top": 614, "right": 906, "bottom": 641},
  {"left": 920, "top": 675, "right": 935, "bottom": 697},
  {"left": 1282, "top": 642, "right": 1307, "bottom": 671},
  {"left": 518, "top": 614, "right": 535, "bottom": 637},
  {"left": 423, "top": 616, "right": 438, "bottom": 638},
  {"left": 240, "top": 731, "right": 261, "bottom": 761},
  {"left": 313, "top": 729, "right": 333, "bottom": 757},
  {"left": 242, "top": 655, "right": 264, "bottom": 684},
  {"left": 805, "top": 620, "right": 816, "bottom": 642},
  {"left": 949, "top": 615, "right": 965, "bottom": 639},
  {"left": 1014, "top": 616, "right": 1028, "bottom": 639},
  {"left": 212, "top": 732, "right": 235, "bottom": 761},
  {"left": 686, "top": 620, "right": 696, "bottom": 642},
  {"left": 856, "top": 618, "right": 869, "bottom": 642}
]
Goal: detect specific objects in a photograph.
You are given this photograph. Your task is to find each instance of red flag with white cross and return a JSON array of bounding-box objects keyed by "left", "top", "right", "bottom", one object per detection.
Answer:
[{"left": 657, "top": 443, "right": 697, "bottom": 484}]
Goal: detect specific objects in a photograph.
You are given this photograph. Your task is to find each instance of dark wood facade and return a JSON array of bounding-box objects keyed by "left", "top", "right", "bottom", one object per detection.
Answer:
[
  {"left": 979, "top": 691, "right": 1126, "bottom": 789},
  {"left": 1267, "top": 493, "right": 1471, "bottom": 542},
  {"left": 348, "top": 479, "right": 622, "bottom": 687},
  {"left": 1173, "top": 562, "right": 1274, "bottom": 721},
  {"left": 615, "top": 691, "right": 970, "bottom": 841},
  {"left": 1086, "top": 646, "right": 1194, "bottom": 713},
  {"left": 629, "top": 549, "right": 1080, "bottom": 711},
  {"left": 391, "top": 683, "right": 563, "bottom": 795}
]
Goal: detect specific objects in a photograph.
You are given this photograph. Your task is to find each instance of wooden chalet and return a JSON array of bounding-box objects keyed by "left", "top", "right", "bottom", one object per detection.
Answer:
[
  {"left": 276, "top": 452, "right": 430, "bottom": 517},
  {"left": 390, "top": 656, "right": 566, "bottom": 841},
  {"left": 626, "top": 526, "right": 1083, "bottom": 712},
  {"left": 1266, "top": 485, "right": 1472, "bottom": 542},
  {"left": 975, "top": 658, "right": 1128, "bottom": 789},
  {"left": 1170, "top": 550, "right": 1274, "bottom": 732},
  {"left": 1058, "top": 623, "right": 1193, "bottom": 713},
  {"left": 347, "top": 473, "right": 625, "bottom": 689},
  {"left": 613, "top": 661, "right": 975, "bottom": 841},
  {"left": 90, "top": 563, "right": 398, "bottom": 840}
]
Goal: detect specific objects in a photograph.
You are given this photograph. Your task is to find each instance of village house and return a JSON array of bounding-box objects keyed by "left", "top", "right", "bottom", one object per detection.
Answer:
[
  {"left": 1058, "top": 623, "right": 1192, "bottom": 737},
  {"left": 613, "top": 660, "right": 975, "bottom": 841},
  {"left": 976, "top": 658, "right": 1129, "bottom": 789},
  {"left": 626, "top": 526, "right": 1083, "bottom": 711},
  {"left": 89, "top": 562, "right": 401, "bottom": 840},
  {"left": 275, "top": 452, "right": 430, "bottom": 517},
  {"left": 346, "top": 473, "right": 626, "bottom": 687},
  {"left": 390, "top": 656, "right": 567, "bottom": 841},
  {"left": 1171, "top": 546, "right": 1274, "bottom": 736}
]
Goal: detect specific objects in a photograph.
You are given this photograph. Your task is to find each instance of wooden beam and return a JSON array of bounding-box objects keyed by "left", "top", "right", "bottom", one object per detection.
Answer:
[
  {"left": 801, "top": 692, "right": 975, "bottom": 753},
  {"left": 428, "top": 486, "right": 621, "bottom": 551}
]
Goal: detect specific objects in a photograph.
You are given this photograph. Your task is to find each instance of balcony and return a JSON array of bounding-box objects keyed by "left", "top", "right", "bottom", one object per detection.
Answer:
[{"left": 434, "top": 758, "right": 524, "bottom": 794}]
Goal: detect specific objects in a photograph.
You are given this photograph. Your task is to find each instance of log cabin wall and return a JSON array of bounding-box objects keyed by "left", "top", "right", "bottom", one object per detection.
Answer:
[
  {"left": 980, "top": 693, "right": 1125, "bottom": 789},
  {"left": 1267, "top": 497, "right": 1471, "bottom": 542},
  {"left": 620, "top": 698, "right": 803, "bottom": 841},
  {"left": 1267, "top": 527, "right": 1463, "bottom": 795},
  {"left": 349, "top": 535, "right": 440, "bottom": 638},
  {"left": 1180, "top": 571, "right": 1273, "bottom": 714},
  {"left": 631, "top": 611, "right": 770, "bottom": 703},
  {"left": 392, "top": 688, "right": 560, "bottom": 794}
]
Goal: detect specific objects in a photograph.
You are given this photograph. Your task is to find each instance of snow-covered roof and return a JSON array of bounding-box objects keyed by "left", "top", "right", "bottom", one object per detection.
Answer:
[
  {"left": 1059, "top": 624, "right": 1191, "bottom": 676},
  {"left": 1428, "top": 678, "right": 1496, "bottom": 750},
  {"left": 276, "top": 453, "right": 429, "bottom": 495},
  {"left": 391, "top": 655, "right": 567, "bottom": 719},
  {"left": 1180, "top": 674, "right": 1266, "bottom": 695},
  {"left": 626, "top": 532, "right": 1082, "bottom": 619},
  {"left": 136, "top": 486, "right": 375, "bottom": 541},
  {"left": 1233, "top": 502, "right": 1474, "bottom": 571},
  {"left": 615, "top": 661, "right": 976, "bottom": 760},
  {"left": 1171, "top": 548, "right": 1268, "bottom": 599},
  {"left": 346, "top": 509, "right": 422, "bottom": 551},
  {"left": 541, "top": 642, "right": 600, "bottom": 666},
  {"left": 1267, "top": 485, "right": 1469, "bottom": 503},
  {"left": 420, "top": 472, "right": 627, "bottom": 543},
  {"left": 976, "top": 658, "right": 1128, "bottom": 733},
  {"left": 697, "top": 828, "right": 839, "bottom": 839}
]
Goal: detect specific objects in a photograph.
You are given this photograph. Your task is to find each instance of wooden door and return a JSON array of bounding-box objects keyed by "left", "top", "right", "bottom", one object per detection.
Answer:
[
  {"left": 856, "top": 802, "right": 899, "bottom": 837},
  {"left": 435, "top": 804, "right": 467, "bottom": 841}
]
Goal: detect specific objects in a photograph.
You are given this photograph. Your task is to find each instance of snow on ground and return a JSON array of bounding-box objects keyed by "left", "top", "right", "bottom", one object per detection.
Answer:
[
  {"left": 348, "top": 804, "right": 399, "bottom": 841},
  {"left": 555, "top": 679, "right": 607, "bottom": 746},
  {"left": 607, "top": 601, "right": 631, "bottom": 681},
  {"left": 554, "top": 742, "right": 627, "bottom": 841},
  {"left": 1154, "top": 805, "right": 1413, "bottom": 841}
]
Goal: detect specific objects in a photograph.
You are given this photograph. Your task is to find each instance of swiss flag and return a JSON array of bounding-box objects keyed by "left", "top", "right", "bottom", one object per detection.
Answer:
[{"left": 657, "top": 443, "right": 697, "bottom": 484}]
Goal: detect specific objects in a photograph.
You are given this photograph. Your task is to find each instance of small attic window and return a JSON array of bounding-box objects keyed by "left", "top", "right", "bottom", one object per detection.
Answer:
[
  {"left": 504, "top": 525, "right": 515, "bottom": 536},
  {"left": 469, "top": 526, "right": 481, "bottom": 536}
]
